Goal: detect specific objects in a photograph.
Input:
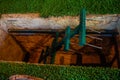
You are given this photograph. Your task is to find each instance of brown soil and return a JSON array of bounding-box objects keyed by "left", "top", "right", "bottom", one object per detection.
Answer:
[
  {"left": 0, "top": 31, "right": 119, "bottom": 68},
  {"left": 0, "top": 34, "right": 24, "bottom": 61},
  {"left": 10, "top": 34, "right": 119, "bottom": 68}
]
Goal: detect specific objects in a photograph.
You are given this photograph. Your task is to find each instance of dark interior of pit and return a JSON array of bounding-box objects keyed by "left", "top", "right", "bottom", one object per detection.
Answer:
[{"left": 5, "top": 29, "right": 119, "bottom": 68}]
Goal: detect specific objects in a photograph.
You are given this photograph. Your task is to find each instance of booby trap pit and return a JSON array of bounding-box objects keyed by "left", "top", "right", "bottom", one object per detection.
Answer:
[{"left": 8, "top": 9, "right": 120, "bottom": 68}]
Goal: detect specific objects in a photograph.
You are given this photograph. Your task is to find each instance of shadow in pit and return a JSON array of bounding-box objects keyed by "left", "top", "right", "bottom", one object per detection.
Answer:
[
  {"left": 10, "top": 35, "right": 30, "bottom": 62},
  {"left": 71, "top": 36, "right": 120, "bottom": 68}
]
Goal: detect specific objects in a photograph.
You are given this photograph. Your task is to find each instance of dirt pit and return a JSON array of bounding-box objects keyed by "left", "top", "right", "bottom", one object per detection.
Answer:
[{"left": 0, "top": 13, "right": 120, "bottom": 68}]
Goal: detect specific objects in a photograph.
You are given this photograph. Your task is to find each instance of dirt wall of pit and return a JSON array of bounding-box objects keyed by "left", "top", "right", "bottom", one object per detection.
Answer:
[{"left": 0, "top": 30, "right": 25, "bottom": 61}]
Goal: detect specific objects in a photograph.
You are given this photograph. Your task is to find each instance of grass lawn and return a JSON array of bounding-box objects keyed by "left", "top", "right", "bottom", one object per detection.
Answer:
[
  {"left": 0, "top": 62, "right": 119, "bottom": 80},
  {"left": 0, "top": 0, "right": 120, "bottom": 17}
]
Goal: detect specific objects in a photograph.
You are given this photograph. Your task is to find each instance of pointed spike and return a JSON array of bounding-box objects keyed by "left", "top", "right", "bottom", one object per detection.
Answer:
[
  {"left": 79, "top": 8, "right": 86, "bottom": 46},
  {"left": 64, "top": 26, "right": 71, "bottom": 51}
]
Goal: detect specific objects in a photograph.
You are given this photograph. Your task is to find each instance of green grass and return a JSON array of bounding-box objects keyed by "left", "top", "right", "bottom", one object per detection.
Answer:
[
  {"left": 0, "top": 0, "right": 120, "bottom": 17},
  {"left": 0, "top": 62, "right": 120, "bottom": 80}
]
